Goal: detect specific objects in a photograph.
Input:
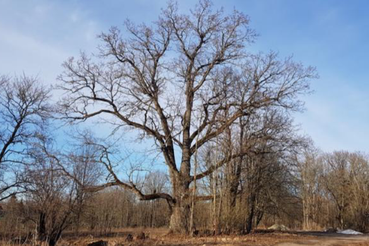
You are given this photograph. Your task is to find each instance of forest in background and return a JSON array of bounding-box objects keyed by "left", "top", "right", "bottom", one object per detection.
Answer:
[{"left": 0, "top": 1, "right": 368, "bottom": 245}]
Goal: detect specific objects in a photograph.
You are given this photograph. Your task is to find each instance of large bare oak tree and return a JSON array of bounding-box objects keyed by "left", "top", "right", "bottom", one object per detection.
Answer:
[{"left": 58, "top": 0, "right": 317, "bottom": 233}]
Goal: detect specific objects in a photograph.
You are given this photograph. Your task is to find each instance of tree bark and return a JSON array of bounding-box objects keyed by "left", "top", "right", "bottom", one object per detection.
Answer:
[
  {"left": 169, "top": 179, "right": 191, "bottom": 233},
  {"left": 169, "top": 202, "right": 191, "bottom": 233}
]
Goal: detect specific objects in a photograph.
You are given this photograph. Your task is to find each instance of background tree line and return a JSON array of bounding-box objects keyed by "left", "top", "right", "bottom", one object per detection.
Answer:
[{"left": 0, "top": 1, "right": 368, "bottom": 245}]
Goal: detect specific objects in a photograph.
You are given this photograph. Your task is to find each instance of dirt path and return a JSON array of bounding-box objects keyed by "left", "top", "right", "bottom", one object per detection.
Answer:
[
  {"left": 150, "top": 233, "right": 369, "bottom": 246},
  {"left": 275, "top": 235, "right": 369, "bottom": 246}
]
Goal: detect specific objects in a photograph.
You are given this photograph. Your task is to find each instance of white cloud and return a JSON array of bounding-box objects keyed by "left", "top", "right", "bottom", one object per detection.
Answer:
[
  {"left": 0, "top": 0, "right": 101, "bottom": 84},
  {"left": 0, "top": 24, "right": 68, "bottom": 82},
  {"left": 295, "top": 76, "right": 369, "bottom": 152}
]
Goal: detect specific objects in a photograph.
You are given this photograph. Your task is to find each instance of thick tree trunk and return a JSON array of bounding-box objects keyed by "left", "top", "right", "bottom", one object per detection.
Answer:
[
  {"left": 167, "top": 138, "right": 192, "bottom": 234},
  {"left": 168, "top": 169, "right": 191, "bottom": 234},
  {"left": 169, "top": 202, "right": 190, "bottom": 233}
]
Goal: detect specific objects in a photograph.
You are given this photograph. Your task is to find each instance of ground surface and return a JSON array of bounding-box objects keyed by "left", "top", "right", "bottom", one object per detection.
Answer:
[
  {"left": 3, "top": 228, "right": 369, "bottom": 245},
  {"left": 56, "top": 228, "right": 369, "bottom": 246}
]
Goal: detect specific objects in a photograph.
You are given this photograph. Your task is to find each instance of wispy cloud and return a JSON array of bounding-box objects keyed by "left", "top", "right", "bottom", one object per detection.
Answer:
[{"left": 0, "top": 0, "right": 101, "bottom": 83}]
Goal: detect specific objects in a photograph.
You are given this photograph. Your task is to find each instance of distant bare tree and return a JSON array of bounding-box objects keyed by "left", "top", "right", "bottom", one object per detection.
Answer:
[
  {"left": 24, "top": 141, "right": 75, "bottom": 246},
  {"left": 298, "top": 147, "right": 326, "bottom": 230},
  {"left": 346, "top": 153, "right": 369, "bottom": 231},
  {"left": 317, "top": 151, "right": 369, "bottom": 231},
  {"left": 58, "top": 0, "right": 316, "bottom": 233},
  {"left": 20, "top": 133, "right": 101, "bottom": 246},
  {"left": 321, "top": 151, "right": 352, "bottom": 230},
  {"left": 67, "top": 141, "right": 103, "bottom": 234},
  {"left": 0, "top": 75, "right": 50, "bottom": 200}
]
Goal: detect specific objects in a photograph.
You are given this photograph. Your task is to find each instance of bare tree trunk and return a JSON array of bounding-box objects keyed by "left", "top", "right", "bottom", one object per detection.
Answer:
[
  {"left": 212, "top": 138, "right": 220, "bottom": 235},
  {"left": 169, "top": 182, "right": 191, "bottom": 233},
  {"left": 245, "top": 193, "right": 256, "bottom": 234},
  {"left": 213, "top": 172, "right": 218, "bottom": 235},
  {"left": 37, "top": 212, "right": 47, "bottom": 242},
  {"left": 189, "top": 136, "right": 199, "bottom": 234},
  {"left": 255, "top": 209, "right": 264, "bottom": 228},
  {"left": 150, "top": 201, "right": 154, "bottom": 228}
]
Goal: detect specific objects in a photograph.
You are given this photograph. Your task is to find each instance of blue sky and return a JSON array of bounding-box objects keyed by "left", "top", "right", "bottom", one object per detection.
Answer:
[{"left": 0, "top": 0, "right": 368, "bottom": 152}]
